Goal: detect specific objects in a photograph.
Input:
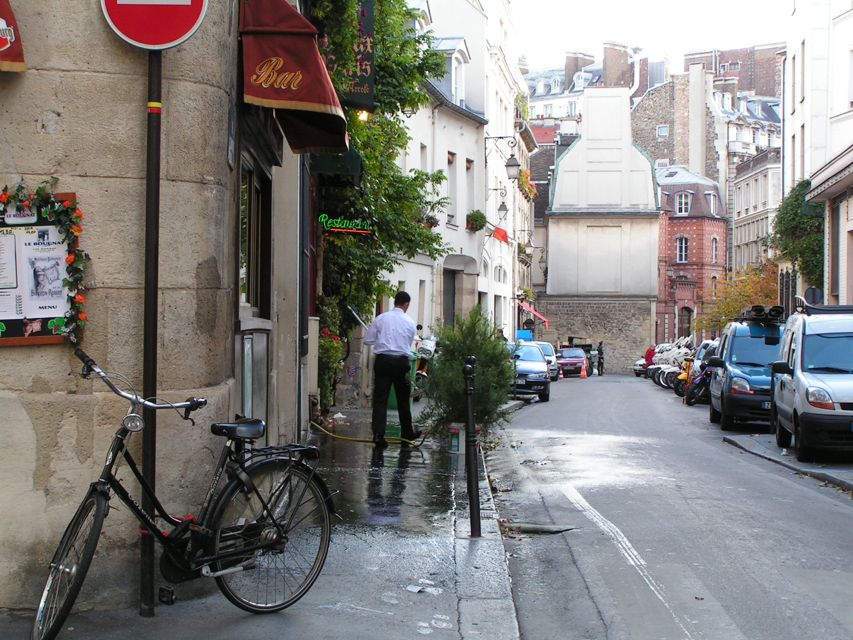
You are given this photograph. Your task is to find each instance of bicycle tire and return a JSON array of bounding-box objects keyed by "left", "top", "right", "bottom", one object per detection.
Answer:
[
  {"left": 209, "top": 458, "right": 331, "bottom": 613},
  {"left": 32, "top": 490, "right": 107, "bottom": 640}
]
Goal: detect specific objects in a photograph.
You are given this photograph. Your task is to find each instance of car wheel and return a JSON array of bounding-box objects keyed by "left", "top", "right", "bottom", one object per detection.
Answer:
[
  {"left": 551, "top": 374, "right": 559, "bottom": 382},
  {"left": 773, "top": 406, "right": 792, "bottom": 448},
  {"left": 719, "top": 397, "right": 734, "bottom": 431},
  {"left": 794, "top": 418, "right": 814, "bottom": 462},
  {"left": 709, "top": 400, "right": 721, "bottom": 424},
  {"left": 538, "top": 391, "right": 550, "bottom": 402}
]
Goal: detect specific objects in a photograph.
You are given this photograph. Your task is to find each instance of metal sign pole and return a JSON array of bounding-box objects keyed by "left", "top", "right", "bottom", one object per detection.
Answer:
[{"left": 140, "top": 49, "right": 162, "bottom": 618}]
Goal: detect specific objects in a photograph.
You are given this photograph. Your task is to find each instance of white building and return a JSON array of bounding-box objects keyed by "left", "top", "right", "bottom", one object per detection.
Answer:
[
  {"left": 781, "top": 0, "right": 853, "bottom": 302},
  {"left": 732, "top": 148, "right": 782, "bottom": 271}
]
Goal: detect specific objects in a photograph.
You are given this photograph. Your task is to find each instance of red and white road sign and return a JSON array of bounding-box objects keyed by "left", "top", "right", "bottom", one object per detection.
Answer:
[{"left": 101, "top": 0, "right": 208, "bottom": 50}]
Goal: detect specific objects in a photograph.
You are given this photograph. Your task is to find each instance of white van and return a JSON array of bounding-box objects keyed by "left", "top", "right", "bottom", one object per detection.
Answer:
[{"left": 770, "top": 298, "right": 853, "bottom": 462}]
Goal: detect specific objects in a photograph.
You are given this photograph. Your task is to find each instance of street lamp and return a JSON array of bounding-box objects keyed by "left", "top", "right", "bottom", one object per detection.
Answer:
[
  {"left": 497, "top": 201, "right": 508, "bottom": 216},
  {"left": 484, "top": 135, "right": 520, "bottom": 181}
]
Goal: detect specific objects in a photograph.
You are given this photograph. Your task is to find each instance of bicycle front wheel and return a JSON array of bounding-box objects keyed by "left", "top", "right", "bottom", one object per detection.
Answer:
[
  {"left": 210, "top": 459, "right": 331, "bottom": 613},
  {"left": 32, "top": 490, "right": 107, "bottom": 640}
]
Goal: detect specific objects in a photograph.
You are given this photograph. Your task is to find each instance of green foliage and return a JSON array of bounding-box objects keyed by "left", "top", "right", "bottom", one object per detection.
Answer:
[
  {"left": 465, "top": 209, "right": 487, "bottom": 232},
  {"left": 313, "top": 0, "right": 450, "bottom": 337},
  {"left": 420, "top": 307, "right": 515, "bottom": 436},
  {"left": 772, "top": 179, "right": 824, "bottom": 288}
]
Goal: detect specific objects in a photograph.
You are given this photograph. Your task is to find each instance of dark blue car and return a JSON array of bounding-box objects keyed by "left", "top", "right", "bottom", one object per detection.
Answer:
[{"left": 707, "top": 314, "right": 783, "bottom": 430}]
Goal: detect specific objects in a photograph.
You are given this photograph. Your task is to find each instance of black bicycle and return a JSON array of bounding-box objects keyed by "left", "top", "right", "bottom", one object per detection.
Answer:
[{"left": 32, "top": 348, "right": 334, "bottom": 640}]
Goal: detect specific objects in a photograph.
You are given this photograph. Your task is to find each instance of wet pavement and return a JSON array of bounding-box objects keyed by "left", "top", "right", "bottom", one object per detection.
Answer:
[
  {"left": 724, "top": 432, "right": 853, "bottom": 492},
  {"left": 1, "top": 406, "right": 520, "bottom": 640}
]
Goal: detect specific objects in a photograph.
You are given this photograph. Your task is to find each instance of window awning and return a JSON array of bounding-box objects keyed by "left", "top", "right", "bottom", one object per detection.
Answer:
[
  {"left": 0, "top": 0, "right": 26, "bottom": 73},
  {"left": 240, "top": 0, "right": 348, "bottom": 154},
  {"left": 517, "top": 300, "right": 549, "bottom": 329}
]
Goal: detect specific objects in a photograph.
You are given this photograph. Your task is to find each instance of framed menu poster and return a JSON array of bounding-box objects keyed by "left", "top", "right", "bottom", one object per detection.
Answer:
[{"left": 0, "top": 192, "right": 75, "bottom": 345}]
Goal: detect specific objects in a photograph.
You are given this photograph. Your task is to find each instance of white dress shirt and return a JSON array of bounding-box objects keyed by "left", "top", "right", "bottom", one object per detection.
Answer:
[{"left": 363, "top": 307, "right": 416, "bottom": 358}]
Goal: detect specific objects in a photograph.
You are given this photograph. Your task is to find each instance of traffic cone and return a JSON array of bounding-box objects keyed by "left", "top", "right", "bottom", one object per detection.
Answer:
[{"left": 580, "top": 361, "right": 588, "bottom": 379}]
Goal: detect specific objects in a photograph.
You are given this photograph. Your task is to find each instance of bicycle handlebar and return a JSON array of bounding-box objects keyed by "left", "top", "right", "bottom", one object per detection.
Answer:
[{"left": 74, "top": 347, "right": 207, "bottom": 415}]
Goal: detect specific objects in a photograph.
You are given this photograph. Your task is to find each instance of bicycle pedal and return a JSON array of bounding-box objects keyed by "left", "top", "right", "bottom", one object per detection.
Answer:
[{"left": 158, "top": 586, "right": 176, "bottom": 606}]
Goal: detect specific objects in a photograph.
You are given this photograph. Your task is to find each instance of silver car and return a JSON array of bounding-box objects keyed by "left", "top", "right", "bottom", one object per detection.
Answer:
[
  {"left": 771, "top": 304, "right": 853, "bottom": 462},
  {"left": 532, "top": 341, "right": 559, "bottom": 382}
]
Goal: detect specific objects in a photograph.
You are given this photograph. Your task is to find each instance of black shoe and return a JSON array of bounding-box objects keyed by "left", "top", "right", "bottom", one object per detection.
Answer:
[
  {"left": 373, "top": 438, "right": 389, "bottom": 449},
  {"left": 402, "top": 430, "right": 423, "bottom": 442}
]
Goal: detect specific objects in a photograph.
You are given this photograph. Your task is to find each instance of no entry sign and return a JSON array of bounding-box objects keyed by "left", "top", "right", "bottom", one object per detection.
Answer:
[{"left": 101, "top": 0, "right": 208, "bottom": 50}]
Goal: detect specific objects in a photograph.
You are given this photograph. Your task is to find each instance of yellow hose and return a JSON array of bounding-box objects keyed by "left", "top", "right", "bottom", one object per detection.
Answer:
[{"left": 309, "top": 419, "right": 426, "bottom": 448}]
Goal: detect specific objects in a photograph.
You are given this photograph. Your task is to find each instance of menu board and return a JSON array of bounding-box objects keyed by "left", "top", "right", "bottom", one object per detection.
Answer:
[{"left": 0, "top": 195, "right": 72, "bottom": 345}]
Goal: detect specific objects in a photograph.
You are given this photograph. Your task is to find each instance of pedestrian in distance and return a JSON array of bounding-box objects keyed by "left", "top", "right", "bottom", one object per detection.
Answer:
[
  {"left": 363, "top": 291, "right": 423, "bottom": 448},
  {"left": 596, "top": 340, "right": 605, "bottom": 376},
  {"left": 496, "top": 328, "right": 508, "bottom": 342}
]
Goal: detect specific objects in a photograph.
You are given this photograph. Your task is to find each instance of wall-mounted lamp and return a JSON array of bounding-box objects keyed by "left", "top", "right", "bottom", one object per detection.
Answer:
[
  {"left": 485, "top": 135, "right": 520, "bottom": 181},
  {"left": 497, "top": 201, "right": 508, "bottom": 216}
]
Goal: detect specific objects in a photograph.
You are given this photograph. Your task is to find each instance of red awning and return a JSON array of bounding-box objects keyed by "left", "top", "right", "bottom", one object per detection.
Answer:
[
  {"left": 0, "top": 0, "right": 25, "bottom": 72},
  {"left": 517, "top": 300, "right": 549, "bottom": 329},
  {"left": 240, "top": 0, "right": 347, "bottom": 154}
]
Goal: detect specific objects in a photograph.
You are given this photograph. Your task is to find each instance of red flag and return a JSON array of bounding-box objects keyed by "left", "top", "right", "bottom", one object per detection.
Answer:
[
  {"left": 492, "top": 227, "right": 509, "bottom": 244},
  {"left": 240, "top": 0, "right": 347, "bottom": 154},
  {"left": 0, "top": 0, "right": 25, "bottom": 73}
]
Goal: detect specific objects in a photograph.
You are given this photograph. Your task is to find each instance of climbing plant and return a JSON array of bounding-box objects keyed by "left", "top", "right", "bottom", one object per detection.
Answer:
[{"left": 771, "top": 179, "right": 824, "bottom": 288}]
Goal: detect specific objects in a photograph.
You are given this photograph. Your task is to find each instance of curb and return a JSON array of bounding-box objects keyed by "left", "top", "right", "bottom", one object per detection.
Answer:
[
  {"left": 452, "top": 403, "right": 523, "bottom": 640},
  {"left": 723, "top": 434, "right": 853, "bottom": 492}
]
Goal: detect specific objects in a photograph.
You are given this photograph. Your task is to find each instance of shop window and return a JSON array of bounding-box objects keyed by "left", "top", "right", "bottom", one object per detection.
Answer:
[{"left": 239, "top": 159, "right": 272, "bottom": 318}]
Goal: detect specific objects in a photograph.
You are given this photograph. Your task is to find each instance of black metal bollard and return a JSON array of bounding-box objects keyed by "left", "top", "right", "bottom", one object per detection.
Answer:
[{"left": 463, "top": 355, "right": 481, "bottom": 537}]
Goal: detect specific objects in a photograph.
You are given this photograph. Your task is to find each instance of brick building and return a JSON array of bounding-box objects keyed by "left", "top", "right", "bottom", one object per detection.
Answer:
[
  {"left": 655, "top": 166, "right": 728, "bottom": 342},
  {"left": 683, "top": 42, "right": 784, "bottom": 98}
]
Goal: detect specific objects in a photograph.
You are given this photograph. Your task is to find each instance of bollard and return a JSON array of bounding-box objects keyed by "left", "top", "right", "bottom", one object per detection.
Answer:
[{"left": 463, "top": 355, "right": 481, "bottom": 538}]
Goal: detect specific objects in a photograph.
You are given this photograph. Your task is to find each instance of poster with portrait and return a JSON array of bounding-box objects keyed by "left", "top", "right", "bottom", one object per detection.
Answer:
[{"left": 0, "top": 203, "right": 70, "bottom": 344}]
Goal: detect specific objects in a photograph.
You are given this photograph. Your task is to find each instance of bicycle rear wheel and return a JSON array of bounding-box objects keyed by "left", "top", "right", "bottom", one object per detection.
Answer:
[
  {"left": 210, "top": 459, "right": 331, "bottom": 613},
  {"left": 32, "top": 490, "right": 107, "bottom": 640}
]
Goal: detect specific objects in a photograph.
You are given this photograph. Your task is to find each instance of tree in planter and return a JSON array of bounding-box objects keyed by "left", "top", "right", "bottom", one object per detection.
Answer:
[
  {"left": 465, "top": 209, "right": 487, "bottom": 232},
  {"left": 420, "top": 306, "right": 515, "bottom": 437}
]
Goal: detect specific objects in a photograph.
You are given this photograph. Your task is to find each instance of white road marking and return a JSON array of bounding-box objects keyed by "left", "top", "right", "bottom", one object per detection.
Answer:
[{"left": 561, "top": 484, "right": 697, "bottom": 640}]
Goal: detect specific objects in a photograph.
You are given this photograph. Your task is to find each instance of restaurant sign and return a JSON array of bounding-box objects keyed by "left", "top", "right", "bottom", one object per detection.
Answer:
[
  {"left": 0, "top": 0, "right": 25, "bottom": 72},
  {"left": 318, "top": 213, "right": 372, "bottom": 235}
]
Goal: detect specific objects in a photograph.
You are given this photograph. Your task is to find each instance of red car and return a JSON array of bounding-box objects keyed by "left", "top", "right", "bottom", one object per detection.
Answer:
[{"left": 556, "top": 347, "right": 588, "bottom": 377}]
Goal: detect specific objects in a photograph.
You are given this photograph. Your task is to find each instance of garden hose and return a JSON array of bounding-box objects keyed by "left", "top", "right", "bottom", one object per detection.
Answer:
[{"left": 309, "top": 418, "right": 428, "bottom": 448}]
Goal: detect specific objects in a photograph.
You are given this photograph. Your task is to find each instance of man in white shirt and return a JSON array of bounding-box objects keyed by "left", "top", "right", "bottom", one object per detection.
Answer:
[{"left": 363, "top": 291, "right": 421, "bottom": 447}]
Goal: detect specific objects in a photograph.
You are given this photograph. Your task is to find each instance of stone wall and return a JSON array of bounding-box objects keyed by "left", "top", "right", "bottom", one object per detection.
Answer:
[{"left": 537, "top": 296, "right": 656, "bottom": 372}]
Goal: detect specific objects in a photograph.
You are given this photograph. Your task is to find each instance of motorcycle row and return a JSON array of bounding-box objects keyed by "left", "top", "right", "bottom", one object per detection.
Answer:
[{"left": 638, "top": 336, "right": 718, "bottom": 406}]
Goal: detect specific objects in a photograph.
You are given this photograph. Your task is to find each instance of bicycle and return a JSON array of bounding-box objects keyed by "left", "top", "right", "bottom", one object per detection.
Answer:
[{"left": 32, "top": 348, "right": 335, "bottom": 640}]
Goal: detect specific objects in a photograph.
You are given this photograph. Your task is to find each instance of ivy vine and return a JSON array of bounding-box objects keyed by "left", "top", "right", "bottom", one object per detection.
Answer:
[{"left": 771, "top": 179, "right": 824, "bottom": 288}]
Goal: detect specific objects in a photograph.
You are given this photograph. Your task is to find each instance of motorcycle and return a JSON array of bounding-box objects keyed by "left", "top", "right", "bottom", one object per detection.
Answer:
[
  {"left": 685, "top": 364, "right": 712, "bottom": 406},
  {"left": 673, "top": 357, "right": 694, "bottom": 398}
]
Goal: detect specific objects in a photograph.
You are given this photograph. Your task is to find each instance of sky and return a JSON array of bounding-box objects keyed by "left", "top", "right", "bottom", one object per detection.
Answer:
[{"left": 512, "top": 0, "right": 793, "bottom": 72}]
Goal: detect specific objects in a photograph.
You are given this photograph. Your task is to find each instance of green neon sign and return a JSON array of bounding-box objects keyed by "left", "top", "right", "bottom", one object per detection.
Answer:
[{"left": 319, "top": 213, "right": 373, "bottom": 235}]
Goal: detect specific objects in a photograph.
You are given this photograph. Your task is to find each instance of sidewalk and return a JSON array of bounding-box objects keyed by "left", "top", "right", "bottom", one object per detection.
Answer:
[
  {"left": 2, "top": 404, "right": 520, "bottom": 640},
  {"left": 724, "top": 432, "right": 853, "bottom": 491}
]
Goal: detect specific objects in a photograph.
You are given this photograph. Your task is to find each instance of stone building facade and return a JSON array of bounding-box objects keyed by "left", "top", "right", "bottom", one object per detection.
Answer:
[
  {"left": 0, "top": 0, "right": 327, "bottom": 608},
  {"left": 732, "top": 148, "right": 782, "bottom": 271}
]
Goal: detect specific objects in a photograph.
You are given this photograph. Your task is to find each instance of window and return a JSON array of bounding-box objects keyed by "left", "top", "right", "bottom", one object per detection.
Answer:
[
  {"left": 676, "top": 192, "right": 691, "bottom": 215},
  {"left": 239, "top": 159, "right": 271, "bottom": 317},
  {"left": 791, "top": 54, "right": 797, "bottom": 112},
  {"left": 676, "top": 237, "right": 688, "bottom": 263},
  {"left": 452, "top": 53, "right": 466, "bottom": 106},
  {"left": 711, "top": 276, "right": 718, "bottom": 298},
  {"left": 655, "top": 159, "right": 670, "bottom": 168},
  {"left": 720, "top": 63, "right": 728, "bottom": 73},
  {"left": 656, "top": 125, "right": 669, "bottom": 137},
  {"left": 446, "top": 151, "right": 457, "bottom": 222},
  {"left": 729, "top": 61, "right": 740, "bottom": 71},
  {"left": 707, "top": 192, "right": 717, "bottom": 215},
  {"left": 711, "top": 237, "right": 718, "bottom": 264}
]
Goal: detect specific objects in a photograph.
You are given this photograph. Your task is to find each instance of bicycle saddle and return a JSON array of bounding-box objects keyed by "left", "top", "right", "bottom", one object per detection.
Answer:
[{"left": 211, "top": 418, "right": 266, "bottom": 441}]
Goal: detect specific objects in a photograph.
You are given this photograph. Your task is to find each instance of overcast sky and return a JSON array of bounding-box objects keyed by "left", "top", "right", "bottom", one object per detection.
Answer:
[{"left": 512, "top": 0, "right": 793, "bottom": 72}]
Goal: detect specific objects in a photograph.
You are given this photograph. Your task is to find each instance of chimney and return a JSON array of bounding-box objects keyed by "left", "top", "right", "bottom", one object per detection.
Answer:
[
  {"left": 603, "top": 42, "right": 631, "bottom": 87},
  {"left": 564, "top": 51, "right": 594, "bottom": 90}
]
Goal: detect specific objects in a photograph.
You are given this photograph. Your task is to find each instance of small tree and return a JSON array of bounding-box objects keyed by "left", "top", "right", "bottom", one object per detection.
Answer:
[
  {"left": 696, "top": 263, "right": 779, "bottom": 332},
  {"left": 420, "top": 306, "right": 515, "bottom": 436}
]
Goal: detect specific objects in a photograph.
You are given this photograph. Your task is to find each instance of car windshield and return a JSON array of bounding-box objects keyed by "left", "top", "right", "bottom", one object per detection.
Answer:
[
  {"left": 803, "top": 333, "right": 853, "bottom": 373},
  {"left": 560, "top": 348, "right": 585, "bottom": 358},
  {"left": 536, "top": 343, "right": 555, "bottom": 356},
  {"left": 514, "top": 345, "right": 545, "bottom": 362},
  {"left": 729, "top": 334, "right": 781, "bottom": 366}
]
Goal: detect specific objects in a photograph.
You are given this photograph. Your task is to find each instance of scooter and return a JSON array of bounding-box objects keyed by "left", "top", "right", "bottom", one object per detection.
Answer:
[
  {"left": 412, "top": 334, "right": 436, "bottom": 401},
  {"left": 673, "top": 357, "right": 694, "bottom": 398}
]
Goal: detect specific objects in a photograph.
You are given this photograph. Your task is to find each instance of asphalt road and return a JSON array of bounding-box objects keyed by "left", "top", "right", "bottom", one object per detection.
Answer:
[{"left": 488, "top": 374, "right": 853, "bottom": 640}]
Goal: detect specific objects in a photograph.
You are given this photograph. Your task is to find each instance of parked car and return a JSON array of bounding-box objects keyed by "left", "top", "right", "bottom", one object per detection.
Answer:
[
  {"left": 558, "top": 347, "right": 589, "bottom": 377},
  {"left": 531, "top": 341, "right": 559, "bottom": 381},
  {"left": 707, "top": 306, "right": 784, "bottom": 430},
  {"left": 770, "top": 299, "right": 853, "bottom": 461},
  {"left": 509, "top": 343, "right": 551, "bottom": 402},
  {"left": 632, "top": 358, "right": 646, "bottom": 377}
]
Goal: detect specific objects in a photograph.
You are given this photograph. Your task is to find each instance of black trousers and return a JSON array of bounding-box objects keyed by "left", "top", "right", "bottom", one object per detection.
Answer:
[{"left": 371, "top": 354, "right": 414, "bottom": 440}]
